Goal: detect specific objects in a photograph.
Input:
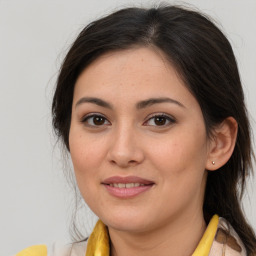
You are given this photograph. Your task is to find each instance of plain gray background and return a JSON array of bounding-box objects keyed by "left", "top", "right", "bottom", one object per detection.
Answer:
[{"left": 0, "top": 0, "right": 255, "bottom": 255}]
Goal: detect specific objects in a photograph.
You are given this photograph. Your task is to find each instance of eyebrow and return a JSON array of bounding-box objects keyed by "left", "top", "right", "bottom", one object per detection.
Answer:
[
  {"left": 75, "top": 97, "right": 113, "bottom": 109},
  {"left": 75, "top": 97, "right": 185, "bottom": 109},
  {"left": 136, "top": 97, "right": 185, "bottom": 109}
]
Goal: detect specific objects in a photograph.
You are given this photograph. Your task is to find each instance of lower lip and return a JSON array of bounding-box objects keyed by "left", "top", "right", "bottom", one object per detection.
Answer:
[{"left": 103, "top": 184, "right": 153, "bottom": 198}]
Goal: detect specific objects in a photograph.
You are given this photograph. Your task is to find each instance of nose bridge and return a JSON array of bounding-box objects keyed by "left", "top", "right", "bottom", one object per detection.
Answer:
[{"left": 107, "top": 121, "right": 144, "bottom": 167}]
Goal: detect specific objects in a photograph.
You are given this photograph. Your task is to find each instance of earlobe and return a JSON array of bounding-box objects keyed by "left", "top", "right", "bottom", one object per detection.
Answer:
[{"left": 206, "top": 117, "right": 238, "bottom": 171}]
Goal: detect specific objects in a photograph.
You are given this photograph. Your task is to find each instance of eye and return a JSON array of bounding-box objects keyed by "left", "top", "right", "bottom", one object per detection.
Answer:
[
  {"left": 144, "top": 114, "right": 176, "bottom": 127},
  {"left": 81, "top": 114, "right": 111, "bottom": 127}
]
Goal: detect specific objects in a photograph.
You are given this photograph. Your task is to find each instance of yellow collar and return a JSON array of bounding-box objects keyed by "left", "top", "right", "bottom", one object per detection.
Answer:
[
  {"left": 86, "top": 215, "right": 219, "bottom": 256},
  {"left": 192, "top": 215, "right": 219, "bottom": 256},
  {"left": 86, "top": 219, "right": 110, "bottom": 256}
]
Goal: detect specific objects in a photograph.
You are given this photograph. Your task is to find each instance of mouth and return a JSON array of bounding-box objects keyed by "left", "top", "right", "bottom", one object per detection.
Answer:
[
  {"left": 102, "top": 176, "right": 155, "bottom": 198},
  {"left": 109, "top": 183, "right": 147, "bottom": 188}
]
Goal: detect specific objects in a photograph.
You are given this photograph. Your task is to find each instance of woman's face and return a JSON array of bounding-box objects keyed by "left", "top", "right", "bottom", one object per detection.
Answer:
[{"left": 69, "top": 47, "right": 212, "bottom": 233}]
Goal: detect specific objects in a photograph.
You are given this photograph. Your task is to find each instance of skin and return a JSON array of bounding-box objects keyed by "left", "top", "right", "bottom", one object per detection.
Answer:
[{"left": 69, "top": 47, "right": 223, "bottom": 256}]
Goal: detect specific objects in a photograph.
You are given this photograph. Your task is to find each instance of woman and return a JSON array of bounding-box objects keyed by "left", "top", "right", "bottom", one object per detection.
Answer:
[{"left": 16, "top": 4, "right": 256, "bottom": 256}]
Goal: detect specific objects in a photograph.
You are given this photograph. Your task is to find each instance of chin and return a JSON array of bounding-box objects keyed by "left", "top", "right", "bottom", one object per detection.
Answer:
[{"left": 99, "top": 211, "right": 150, "bottom": 233}]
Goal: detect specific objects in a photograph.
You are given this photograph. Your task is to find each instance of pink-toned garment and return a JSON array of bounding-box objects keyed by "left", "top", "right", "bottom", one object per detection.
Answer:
[
  {"left": 50, "top": 217, "right": 247, "bottom": 256},
  {"left": 209, "top": 217, "right": 247, "bottom": 256},
  {"left": 15, "top": 216, "right": 248, "bottom": 255}
]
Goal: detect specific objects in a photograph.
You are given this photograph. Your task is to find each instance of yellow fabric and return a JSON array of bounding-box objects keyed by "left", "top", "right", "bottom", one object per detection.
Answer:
[
  {"left": 16, "top": 245, "right": 47, "bottom": 256},
  {"left": 192, "top": 215, "right": 219, "bottom": 256},
  {"left": 86, "top": 220, "right": 110, "bottom": 256},
  {"left": 16, "top": 215, "right": 218, "bottom": 256},
  {"left": 87, "top": 215, "right": 219, "bottom": 256}
]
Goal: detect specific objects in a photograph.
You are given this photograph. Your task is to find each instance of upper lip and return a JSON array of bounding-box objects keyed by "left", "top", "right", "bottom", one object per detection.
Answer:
[{"left": 102, "top": 176, "right": 154, "bottom": 185}]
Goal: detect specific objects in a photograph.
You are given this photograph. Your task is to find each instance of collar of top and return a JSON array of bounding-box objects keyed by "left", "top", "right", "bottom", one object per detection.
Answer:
[{"left": 86, "top": 215, "right": 219, "bottom": 256}]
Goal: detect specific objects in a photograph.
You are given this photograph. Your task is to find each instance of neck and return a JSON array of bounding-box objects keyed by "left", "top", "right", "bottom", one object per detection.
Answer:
[{"left": 108, "top": 211, "right": 206, "bottom": 256}]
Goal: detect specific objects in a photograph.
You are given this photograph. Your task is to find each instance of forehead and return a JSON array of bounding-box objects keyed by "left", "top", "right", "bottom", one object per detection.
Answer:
[{"left": 73, "top": 47, "right": 197, "bottom": 109}]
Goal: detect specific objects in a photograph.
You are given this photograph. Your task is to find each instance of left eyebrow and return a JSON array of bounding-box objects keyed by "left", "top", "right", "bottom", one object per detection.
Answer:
[
  {"left": 136, "top": 97, "right": 185, "bottom": 109},
  {"left": 75, "top": 97, "right": 113, "bottom": 109}
]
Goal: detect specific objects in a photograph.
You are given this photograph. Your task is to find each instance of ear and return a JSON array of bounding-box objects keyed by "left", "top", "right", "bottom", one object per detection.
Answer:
[{"left": 206, "top": 117, "right": 238, "bottom": 171}]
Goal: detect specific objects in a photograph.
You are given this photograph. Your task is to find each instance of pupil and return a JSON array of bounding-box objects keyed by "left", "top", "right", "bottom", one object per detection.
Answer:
[
  {"left": 155, "top": 116, "right": 166, "bottom": 125},
  {"left": 93, "top": 116, "right": 104, "bottom": 125}
]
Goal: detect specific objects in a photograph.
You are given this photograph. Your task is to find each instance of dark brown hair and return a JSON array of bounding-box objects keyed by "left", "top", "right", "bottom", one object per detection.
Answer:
[{"left": 52, "top": 5, "right": 256, "bottom": 254}]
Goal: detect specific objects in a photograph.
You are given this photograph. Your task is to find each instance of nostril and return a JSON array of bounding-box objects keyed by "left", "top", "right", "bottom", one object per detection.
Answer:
[
  {"left": 107, "top": 145, "right": 145, "bottom": 167},
  {"left": 109, "top": 158, "right": 139, "bottom": 168}
]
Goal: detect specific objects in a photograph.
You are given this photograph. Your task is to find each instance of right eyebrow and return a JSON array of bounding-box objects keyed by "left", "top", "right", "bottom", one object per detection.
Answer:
[
  {"left": 75, "top": 97, "right": 113, "bottom": 109},
  {"left": 136, "top": 97, "right": 185, "bottom": 109}
]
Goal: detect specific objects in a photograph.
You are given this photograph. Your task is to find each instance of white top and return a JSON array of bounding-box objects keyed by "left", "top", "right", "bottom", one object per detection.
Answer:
[
  {"left": 14, "top": 217, "right": 247, "bottom": 256},
  {"left": 47, "top": 241, "right": 87, "bottom": 256}
]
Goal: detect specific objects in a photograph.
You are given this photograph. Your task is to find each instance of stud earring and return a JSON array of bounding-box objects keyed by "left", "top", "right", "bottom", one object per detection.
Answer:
[{"left": 212, "top": 161, "right": 215, "bottom": 165}]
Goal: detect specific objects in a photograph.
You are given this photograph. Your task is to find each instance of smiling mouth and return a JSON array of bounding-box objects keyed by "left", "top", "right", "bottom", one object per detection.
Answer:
[
  {"left": 109, "top": 183, "right": 147, "bottom": 188},
  {"left": 102, "top": 176, "right": 154, "bottom": 198}
]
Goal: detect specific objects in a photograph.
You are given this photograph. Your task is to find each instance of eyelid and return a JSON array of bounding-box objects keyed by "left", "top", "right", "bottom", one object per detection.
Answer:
[
  {"left": 80, "top": 113, "right": 111, "bottom": 126},
  {"left": 143, "top": 113, "right": 176, "bottom": 126},
  {"left": 79, "top": 112, "right": 175, "bottom": 127}
]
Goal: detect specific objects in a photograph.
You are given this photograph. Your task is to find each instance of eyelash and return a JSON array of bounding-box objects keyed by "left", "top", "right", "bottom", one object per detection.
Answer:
[
  {"left": 81, "top": 113, "right": 111, "bottom": 127},
  {"left": 81, "top": 113, "right": 176, "bottom": 127},
  {"left": 143, "top": 113, "right": 176, "bottom": 127}
]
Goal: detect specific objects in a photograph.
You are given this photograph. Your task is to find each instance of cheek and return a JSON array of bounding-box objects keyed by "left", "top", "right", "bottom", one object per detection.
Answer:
[
  {"left": 151, "top": 134, "right": 208, "bottom": 209},
  {"left": 69, "top": 137, "right": 100, "bottom": 206},
  {"left": 149, "top": 131, "right": 208, "bottom": 178},
  {"left": 69, "top": 131, "right": 99, "bottom": 188},
  {"left": 69, "top": 127, "right": 105, "bottom": 169}
]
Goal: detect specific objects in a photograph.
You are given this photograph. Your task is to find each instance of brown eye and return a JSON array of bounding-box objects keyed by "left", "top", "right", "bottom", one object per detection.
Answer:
[
  {"left": 154, "top": 116, "right": 167, "bottom": 126},
  {"left": 82, "top": 114, "right": 110, "bottom": 127},
  {"left": 144, "top": 114, "right": 176, "bottom": 127},
  {"left": 93, "top": 116, "right": 105, "bottom": 125}
]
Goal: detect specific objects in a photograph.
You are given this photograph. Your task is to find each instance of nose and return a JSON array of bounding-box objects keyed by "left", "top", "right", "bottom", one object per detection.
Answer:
[{"left": 107, "top": 125, "right": 145, "bottom": 168}]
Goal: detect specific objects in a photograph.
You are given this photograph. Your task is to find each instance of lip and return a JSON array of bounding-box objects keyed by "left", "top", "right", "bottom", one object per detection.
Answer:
[
  {"left": 102, "top": 176, "right": 154, "bottom": 185},
  {"left": 102, "top": 176, "right": 155, "bottom": 198}
]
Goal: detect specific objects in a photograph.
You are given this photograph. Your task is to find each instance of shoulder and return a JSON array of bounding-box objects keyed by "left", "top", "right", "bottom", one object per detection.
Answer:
[{"left": 15, "top": 241, "right": 87, "bottom": 256}]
